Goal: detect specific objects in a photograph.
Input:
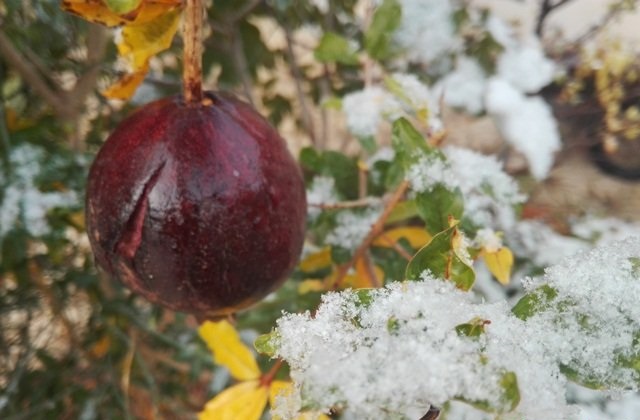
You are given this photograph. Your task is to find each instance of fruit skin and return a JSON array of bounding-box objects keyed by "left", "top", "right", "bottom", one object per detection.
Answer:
[{"left": 86, "top": 91, "right": 306, "bottom": 318}]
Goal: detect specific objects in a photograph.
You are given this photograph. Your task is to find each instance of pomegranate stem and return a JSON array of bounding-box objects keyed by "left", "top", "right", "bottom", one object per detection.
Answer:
[{"left": 183, "top": 0, "right": 203, "bottom": 104}]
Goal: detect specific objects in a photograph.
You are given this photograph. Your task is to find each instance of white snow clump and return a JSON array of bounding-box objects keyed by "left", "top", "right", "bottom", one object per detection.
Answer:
[
  {"left": 272, "top": 238, "right": 640, "bottom": 419},
  {"left": 485, "top": 78, "right": 561, "bottom": 180},
  {"left": 1, "top": 144, "right": 79, "bottom": 237},
  {"left": 407, "top": 145, "right": 525, "bottom": 229}
]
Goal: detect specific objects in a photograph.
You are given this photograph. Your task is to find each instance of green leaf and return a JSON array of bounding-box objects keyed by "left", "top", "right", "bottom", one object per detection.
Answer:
[
  {"left": 385, "top": 199, "right": 418, "bottom": 225},
  {"left": 455, "top": 318, "right": 489, "bottom": 338},
  {"left": 511, "top": 285, "right": 558, "bottom": 321},
  {"left": 391, "top": 118, "right": 429, "bottom": 169},
  {"left": 331, "top": 245, "right": 352, "bottom": 265},
  {"left": 254, "top": 331, "right": 280, "bottom": 357},
  {"left": 364, "top": 0, "right": 402, "bottom": 60},
  {"left": 300, "top": 147, "right": 323, "bottom": 173},
  {"left": 358, "top": 135, "right": 377, "bottom": 154},
  {"left": 391, "top": 118, "right": 442, "bottom": 178},
  {"left": 314, "top": 32, "right": 359, "bottom": 65},
  {"left": 499, "top": 371, "right": 520, "bottom": 412},
  {"left": 354, "top": 288, "right": 376, "bottom": 307},
  {"left": 321, "top": 151, "right": 359, "bottom": 199},
  {"left": 387, "top": 316, "right": 401, "bottom": 335},
  {"left": 405, "top": 224, "right": 475, "bottom": 290},
  {"left": 457, "top": 371, "right": 520, "bottom": 413},
  {"left": 629, "top": 257, "right": 640, "bottom": 276},
  {"left": 415, "top": 185, "right": 464, "bottom": 235},
  {"left": 559, "top": 364, "right": 606, "bottom": 390}
]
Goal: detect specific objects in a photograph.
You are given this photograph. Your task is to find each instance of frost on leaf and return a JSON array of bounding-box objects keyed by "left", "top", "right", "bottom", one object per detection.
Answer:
[{"left": 517, "top": 237, "right": 640, "bottom": 390}]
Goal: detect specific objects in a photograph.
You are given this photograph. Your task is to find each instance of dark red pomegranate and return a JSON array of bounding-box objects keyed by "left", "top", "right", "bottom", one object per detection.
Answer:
[{"left": 86, "top": 91, "right": 306, "bottom": 318}]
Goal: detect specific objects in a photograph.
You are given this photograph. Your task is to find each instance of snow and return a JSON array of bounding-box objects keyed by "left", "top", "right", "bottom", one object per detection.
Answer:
[
  {"left": 325, "top": 207, "right": 382, "bottom": 251},
  {"left": 474, "top": 228, "right": 503, "bottom": 252},
  {"left": 508, "top": 220, "right": 588, "bottom": 268},
  {"left": 342, "top": 87, "right": 399, "bottom": 138},
  {"left": 485, "top": 78, "right": 561, "bottom": 180},
  {"left": 306, "top": 176, "right": 339, "bottom": 219},
  {"left": 522, "top": 238, "right": 640, "bottom": 390},
  {"left": 272, "top": 238, "right": 640, "bottom": 419},
  {"left": 388, "top": 73, "right": 442, "bottom": 132},
  {"left": 394, "top": 0, "right": 460, "bottom": 64},
  {"left": 437, "top": 57, "right": 487, "bottom": 115},
  {"left": 0, "top": 144, "right": 79, "bottom": 238},
  {"left": 496, "top": 39, "right": 556, "bottom": 94},
  {"left": 407, "top": 145, "right": 525, "bottom": 229}
]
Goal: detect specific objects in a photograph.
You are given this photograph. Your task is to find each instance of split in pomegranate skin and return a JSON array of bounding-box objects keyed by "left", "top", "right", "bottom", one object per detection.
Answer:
[{"left": 86, "top": 91, "right": 307, "bottom": 318}]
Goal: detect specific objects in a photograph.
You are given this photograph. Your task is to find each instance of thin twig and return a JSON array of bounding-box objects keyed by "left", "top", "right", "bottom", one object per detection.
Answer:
[
  {"left": 332, "top": 180, "right": 410, "bottom": 289},
  {"left": 572, "top": 0, "right": 632, "bottom": 46},
  {"left": 228, "top": 0, "right": 263, "bottom": 23},
  {"left": 362, "top": 252, "right": 381, "bottom": 288},
  {"left": 536, "top": 0, "right": 573, "bottom": 36},
  {"left": 283, "top": 24, "right": 317, "bottom": 144},
  {"left": 231, "top": 27, "right": 256, "bottom": 106},
  {"left": 309, "top": 197, "right": 381, "bottom": 210},
  {"left": 260, "top": 359, "right": 284, "bottom": 386},
  {"left": 0, "top": 30, "right": 68, "bottom": 119},
  {"left": 378, "top": 234, "right": 413, "bottom": 261}
]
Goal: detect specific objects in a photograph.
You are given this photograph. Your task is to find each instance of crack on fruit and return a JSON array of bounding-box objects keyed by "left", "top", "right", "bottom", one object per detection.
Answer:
[{"left": 115, "top": 162, "right": 166, "bottom": 260}]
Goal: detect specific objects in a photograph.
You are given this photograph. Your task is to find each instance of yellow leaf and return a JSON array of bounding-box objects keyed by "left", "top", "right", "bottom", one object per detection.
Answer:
[
  {"left": 354, "top": 258, "right": 383, "bottom": 288},
  {"left": 299, "top": 247, "right": 332, "bottom": 273},
  {"left": 61, "top": 0, "right": 181, "bottom": 27},
  {"left": 62, "top": 0, "right": 129, "bottom": 27},
  {"left": 199, "top": 320, "right": 261, "bottom": 381},
  {"left": 373, "top": 226, "right": 431, "bottom": 249},
  {"left": 89, "top": 335, "right": 111, "bottom": 358},
  {"left": 118, "top": 7, "right": 181, "bottom": 71},
  {"left": 298, "top": 279, "right": 326, "bottom": 294},
  {"left": 482, "top": 247, "right": 514, "bottom": 285},
  {"left": 269, "top": 380, "right": 293, "bottom": 409},
  {"left": 269, "top": 381, "right": 331, "bottom": 420},
  {"left": 101, "top": 65, "right": 148, "bottom": 100},
  {"left": 199, "top": 380, "right": 268, "bottom": 420}
]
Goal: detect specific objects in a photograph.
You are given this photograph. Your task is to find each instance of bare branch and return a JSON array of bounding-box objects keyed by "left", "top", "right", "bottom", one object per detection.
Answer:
[
  {"left": 231, "top": 27, "right": 257, "bottom": 106},
  {"left": 309, "top": 197, "right": 381, "bottom": 210},
  {"left": 332, "top": 180, "right": 410, "bottom": 289},
  {"left": 0, "top": 29, "right": 69, "bottom": 119},
  {"left": 283, "top": 24, "right": 317, "bottom": 145},
  {"left": 229, "top": 0, "right": 263, "bottom": 23},
  {"left": 536, "top": 0, "right": 573, "bottom": 36}
]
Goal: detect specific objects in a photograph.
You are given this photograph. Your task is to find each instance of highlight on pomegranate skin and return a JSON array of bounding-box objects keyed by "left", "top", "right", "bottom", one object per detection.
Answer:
[{"left": 86, "top": 91, "right": 307, "bottom": 318}]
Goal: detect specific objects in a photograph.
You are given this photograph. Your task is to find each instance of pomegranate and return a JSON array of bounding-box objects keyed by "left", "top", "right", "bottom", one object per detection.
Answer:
[{"left": 86, "top": 91, "right": 306, "bottom": 318}]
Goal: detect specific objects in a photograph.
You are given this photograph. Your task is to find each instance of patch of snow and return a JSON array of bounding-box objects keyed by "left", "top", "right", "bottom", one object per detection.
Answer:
[
  {"left": 407, "top": 145, "right": 525, "bottom": 229},
  {"left": 485, "top": 78, "right": 561, "bottom": 180},
  {"left": 437, "top": 57, "right": 487, "bottom": 115},
  {"left": 342, "top": 87, "right": 400, "bottom": 138},
  {"left": 325, "top": 207, "right": 382, "bottom": 251},
  {"left": 394, "top": 0, "right": 460, "bottom": 64}
]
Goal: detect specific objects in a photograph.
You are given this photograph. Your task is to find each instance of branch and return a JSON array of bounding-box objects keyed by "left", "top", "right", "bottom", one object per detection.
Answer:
[
  {"left": 573, "top": 0, "right": 632, "bottom": 45},
  {"left": 228, "top": 0, "right": 263, "bottom": 23},
  {"left": 69, "top": 24, "right": 108, "bottom": 109},
  {"left": 332, "top": 180, "right": 410, "bottom": 289},
  {"left": 231, "top": 27, "right": 256, "bottom": 106},
  {"left": 283, "top": 24, "right": 317, "bottom": 145},
  {"left": 309, "top": 197, "right": 381, "bottom": 210},
  {"left": 0, "top": 29, "right": 69, "bottom": 119},
  {"left": 535, "top": 0, "right": 573, "bottom": 36}
]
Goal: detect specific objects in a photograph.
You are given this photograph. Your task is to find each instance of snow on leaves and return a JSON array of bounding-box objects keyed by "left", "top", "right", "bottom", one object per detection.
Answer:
[{"left": 267, "top": 238, "right": 640, "bottom": 419}]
